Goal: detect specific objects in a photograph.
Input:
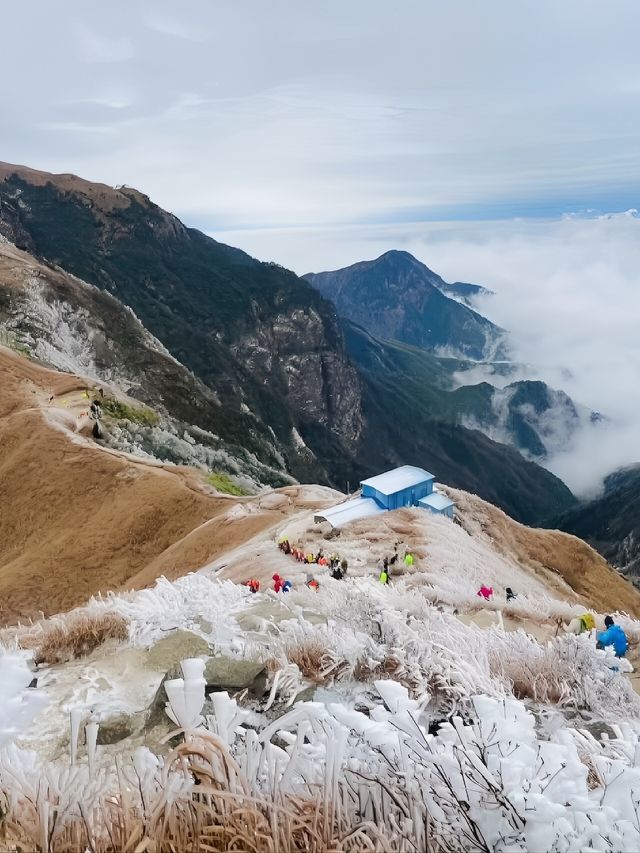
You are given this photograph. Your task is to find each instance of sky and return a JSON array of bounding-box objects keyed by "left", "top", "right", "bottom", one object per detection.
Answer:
[{"left": 2, "top": 0, "right": 640, "bottom": 492}]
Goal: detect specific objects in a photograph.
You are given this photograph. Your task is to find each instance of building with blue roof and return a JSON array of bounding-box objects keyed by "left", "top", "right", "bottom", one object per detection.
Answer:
[{"left": 315, "top": 465, "right": 455, "bottom": 528}]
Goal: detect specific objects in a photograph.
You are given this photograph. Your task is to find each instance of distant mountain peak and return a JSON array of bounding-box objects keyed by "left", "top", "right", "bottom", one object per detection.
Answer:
[{"left": 304, "top": 251, "right": 505, "bottom": 361}]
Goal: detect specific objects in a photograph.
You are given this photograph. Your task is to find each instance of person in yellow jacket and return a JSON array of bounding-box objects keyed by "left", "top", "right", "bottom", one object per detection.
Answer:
[
  {"left": 564, "top": 612, "right": 596, "bottom": 635},
  {"left": 404, "top": 551, "right": 414, "bottom": 568}
]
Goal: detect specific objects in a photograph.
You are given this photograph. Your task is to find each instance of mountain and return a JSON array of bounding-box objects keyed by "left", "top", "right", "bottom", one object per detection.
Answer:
[
  {"left": 344, "top": 323, "right": 576, "bottom": 523},
  {"left": 551, "top": 465, "right": 640, "bottom": 578},
  {"left": 438, "top": 280, "right": 493, "bottom": 305},
  {"left": 0, "top": 162, "right": 361, "bottom": 487},
  {"left": 304, "top": 249, "right": 506, "bottom": 360},
  {"left": 0, "top": 238, "right": 295, "bottom": 489},
  {"left": 344, "top": 323, "right": 595, "bottom": 463},
  {"left": 0, "top": 162, "right": 576, "bottom": 524}
]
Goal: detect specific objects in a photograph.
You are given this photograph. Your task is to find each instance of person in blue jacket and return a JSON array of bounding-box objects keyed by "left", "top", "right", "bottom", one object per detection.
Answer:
[{"left": 597, "top": 615, "right": 628, "bottom": 658}]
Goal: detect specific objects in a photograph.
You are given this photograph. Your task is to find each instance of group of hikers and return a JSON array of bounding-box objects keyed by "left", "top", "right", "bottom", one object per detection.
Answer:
[
  {"left": 477, "top": 585, "right": 517, "bottom": 602},
  {"left": 564, "top": 611, "right": 629, "bottom": 659},
  {"left": 245, "top": 540, "right": 417, "bottom": 593},
  {"left": 251, "top": 548, "right": 631, "bottom": 665},
  {"left": 278, "top": 538, "right": 350, "bottom": 582},
  {"left": 377, "top": 550, "right": 414, "bottom": 584}
]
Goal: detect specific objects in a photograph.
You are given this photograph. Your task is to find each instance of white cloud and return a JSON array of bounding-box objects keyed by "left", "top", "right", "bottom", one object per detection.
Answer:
[{"left": 0, "top": 0, "right": 638, "bottom": 497}]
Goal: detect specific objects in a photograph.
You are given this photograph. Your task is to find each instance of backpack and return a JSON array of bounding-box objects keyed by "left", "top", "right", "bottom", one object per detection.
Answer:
[{"left": 580, "top": 613, "right": 596, "bottom": 632}]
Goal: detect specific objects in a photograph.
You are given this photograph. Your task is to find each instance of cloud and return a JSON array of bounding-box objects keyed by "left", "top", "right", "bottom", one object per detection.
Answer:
[
  {"left": 74, "top": 24, "right": 134, "bottom": 64},
  {"left": 407, "top": 214, "right": 640, "bottom": 496},
  {"left": 216, "top": 213, "right": 640, "bottom": 496}
]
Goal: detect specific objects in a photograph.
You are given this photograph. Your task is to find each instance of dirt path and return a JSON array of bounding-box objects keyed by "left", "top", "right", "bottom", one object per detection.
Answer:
[{"left": 0, "top": 348, "right": 302, "bottom": 624}]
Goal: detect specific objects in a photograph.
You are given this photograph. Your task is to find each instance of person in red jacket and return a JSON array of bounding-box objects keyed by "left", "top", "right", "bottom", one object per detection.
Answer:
[
  {"left": 246, "top": 578, "right": 260, "bottom": 593},
  {"left": 477, "top": 585, "right": 493, "bottom": 601},
  {"left": 272, "top": 573, "right": 284, "bottom": 592}
]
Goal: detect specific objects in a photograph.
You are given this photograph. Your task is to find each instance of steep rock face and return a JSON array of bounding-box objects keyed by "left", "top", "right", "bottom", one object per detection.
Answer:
[
  {"left": 551, "top": 465, "right": 640, "bottom": 577},
  {"left": 0, "top": 165, "right": 361, "bottom": 482},
  {"left": 305, "top": 250, "right": 506, "bottom": 360},
  {"left": 230, "top": 304, "right": 361, "bottom": 448}
]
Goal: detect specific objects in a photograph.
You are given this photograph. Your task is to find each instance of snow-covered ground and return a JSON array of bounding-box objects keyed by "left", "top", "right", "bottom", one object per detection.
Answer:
[{"left": 2, "top": 486, "right": 640, "bottom": 850}]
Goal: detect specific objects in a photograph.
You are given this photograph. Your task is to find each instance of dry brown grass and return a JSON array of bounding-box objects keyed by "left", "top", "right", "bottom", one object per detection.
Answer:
[
  {"left": 21, "top": 612, "right": 129, "bottom": 665},
  {"left": 0, "top": 730, "right": 395, "bottom": 852},
  {"left": 284, "top": 638, "right": 350, "bottom": 684}
]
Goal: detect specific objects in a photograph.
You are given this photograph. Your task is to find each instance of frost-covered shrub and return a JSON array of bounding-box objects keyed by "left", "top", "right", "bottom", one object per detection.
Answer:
[
  {"left": 4, "top": 684, "right": 640, "bottom": 851},
  {"left": 20, "top": 612, "right": 129, "bottom": 665}
]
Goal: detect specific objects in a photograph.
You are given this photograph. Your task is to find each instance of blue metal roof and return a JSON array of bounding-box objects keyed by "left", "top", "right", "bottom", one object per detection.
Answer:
[
  {"left": 360, "top": 465, "right": 434, "bottom": 495},
  {"left": 419, "top": 493, "right": 454, "bottom": 511}
]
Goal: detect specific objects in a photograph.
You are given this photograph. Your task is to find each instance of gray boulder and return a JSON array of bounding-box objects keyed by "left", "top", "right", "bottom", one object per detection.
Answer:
[
  {"left": 97, "top": 711, "right": 145, "bottom": 745},
  {"left": 145, "top": 631, "right": 211, "bottom": 671},
  {"left": 146, "top": 654, "right": 268, "bottom": 730}
]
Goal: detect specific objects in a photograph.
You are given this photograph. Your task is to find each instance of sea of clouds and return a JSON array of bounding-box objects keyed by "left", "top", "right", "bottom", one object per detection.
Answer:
[{"left": 221, "top": 212, "right": 640, "bottom": 497}]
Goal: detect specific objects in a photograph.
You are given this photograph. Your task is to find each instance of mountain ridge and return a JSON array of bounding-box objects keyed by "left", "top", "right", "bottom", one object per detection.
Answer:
[{"left": 0, "top": 162, "right": 576, "bottom": 524}]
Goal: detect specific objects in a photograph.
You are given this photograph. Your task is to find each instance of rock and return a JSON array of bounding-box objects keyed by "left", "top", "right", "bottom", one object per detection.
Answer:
[
  {"left": 145, "top": 631, "right": 210, "bottom": 671},
  {"left": 204, "top": 656, "right": 268, "bottom": 697},
  {"left": 97, "top": 711, "right": 144, "bottom": 745},
  {"left": 581, "top": 720, "right": 618, "bottom": 741},
  {"left": 146, "top": 654, "right": 268, "bottom": 731},
  {"left": 293, "top": 685, "right": 316, "bottom": 704}
]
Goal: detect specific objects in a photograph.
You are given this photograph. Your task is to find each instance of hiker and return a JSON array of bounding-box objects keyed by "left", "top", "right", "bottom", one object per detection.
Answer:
[
  {"left": 306, "top": 577, "right": 320, "bottom": 591},
  {"left": 597, "top": 616, "right": 628, "bottom": 658},
  {"left": 506, "top": 587, "right": 516, "bottom": 602},
  {"left": 565, "top": 612, "right": 596, "bottom": 635},
  {"left": 247, "top": 579, "right": 260, "bottom": 594},
  {"left": 404, "top": 551, "right": 414, "bottom": 568},
  {"left": 331, "top": 565, "right": 344, "bottom": 580},
  {"left": 389, "top": 551, "right": 399, "bottom": 567},
  {"left": 306, "top": 553, "right": 315, "bottom": 564},
  {"left": 477, "top": 585, "right": 493, "bottom": 601},
  {"left": 272, "top": 574, "right": 284, "bottom": 593},
  {"left": 340, "top": 558, "right": 348, "bottom": 575},
  {"left": 379, "top": 568, "right": 389, "bottom": 585},
  {"left": 282, "top": 579, "right": 293, "bottom": 593}
]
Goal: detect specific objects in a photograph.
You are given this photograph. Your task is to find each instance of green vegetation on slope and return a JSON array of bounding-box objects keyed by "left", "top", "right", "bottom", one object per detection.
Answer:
[
  {"left": 102, "top": 398, "right": 159, "bottom": 426},
  {"left": 205, "top": 472, "right": 247, "bottom": 496}
]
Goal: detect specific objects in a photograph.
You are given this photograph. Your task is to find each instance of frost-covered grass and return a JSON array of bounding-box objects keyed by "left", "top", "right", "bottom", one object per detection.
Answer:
[
  {"left": 1, "top": 495, "right": 639, "bottom": 851},
  {"left": 19, "top": 613, "right": 129, "bottom": 665},
  {"left": 3, "top": 669, "right": 640, "bottom": 851}
]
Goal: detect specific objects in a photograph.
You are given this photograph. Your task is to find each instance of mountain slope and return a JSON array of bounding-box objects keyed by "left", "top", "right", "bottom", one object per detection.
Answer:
[
  {"left": 551, "top": 465, "right": 640, "bottom": 578},
  {"left": 0, "top": 163, "right": 576, "bottom": 523},
  {"left": 0, "top": 163, "right": 361, "bottom": 485},
  {"left": 0, "top": 347, "right": 296, "bottom": 623},
  {"left": 343, "top": 323, "right": 576, "bottom": 525},
  {"left": 304, "top": 249, "right": 506, "bottom": 360},
  {"left": 344, "top": 322, "right": 590, "bottom": 466},
  {"left": 0, "top": 237, "right": 298, "bottom": 483}
]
